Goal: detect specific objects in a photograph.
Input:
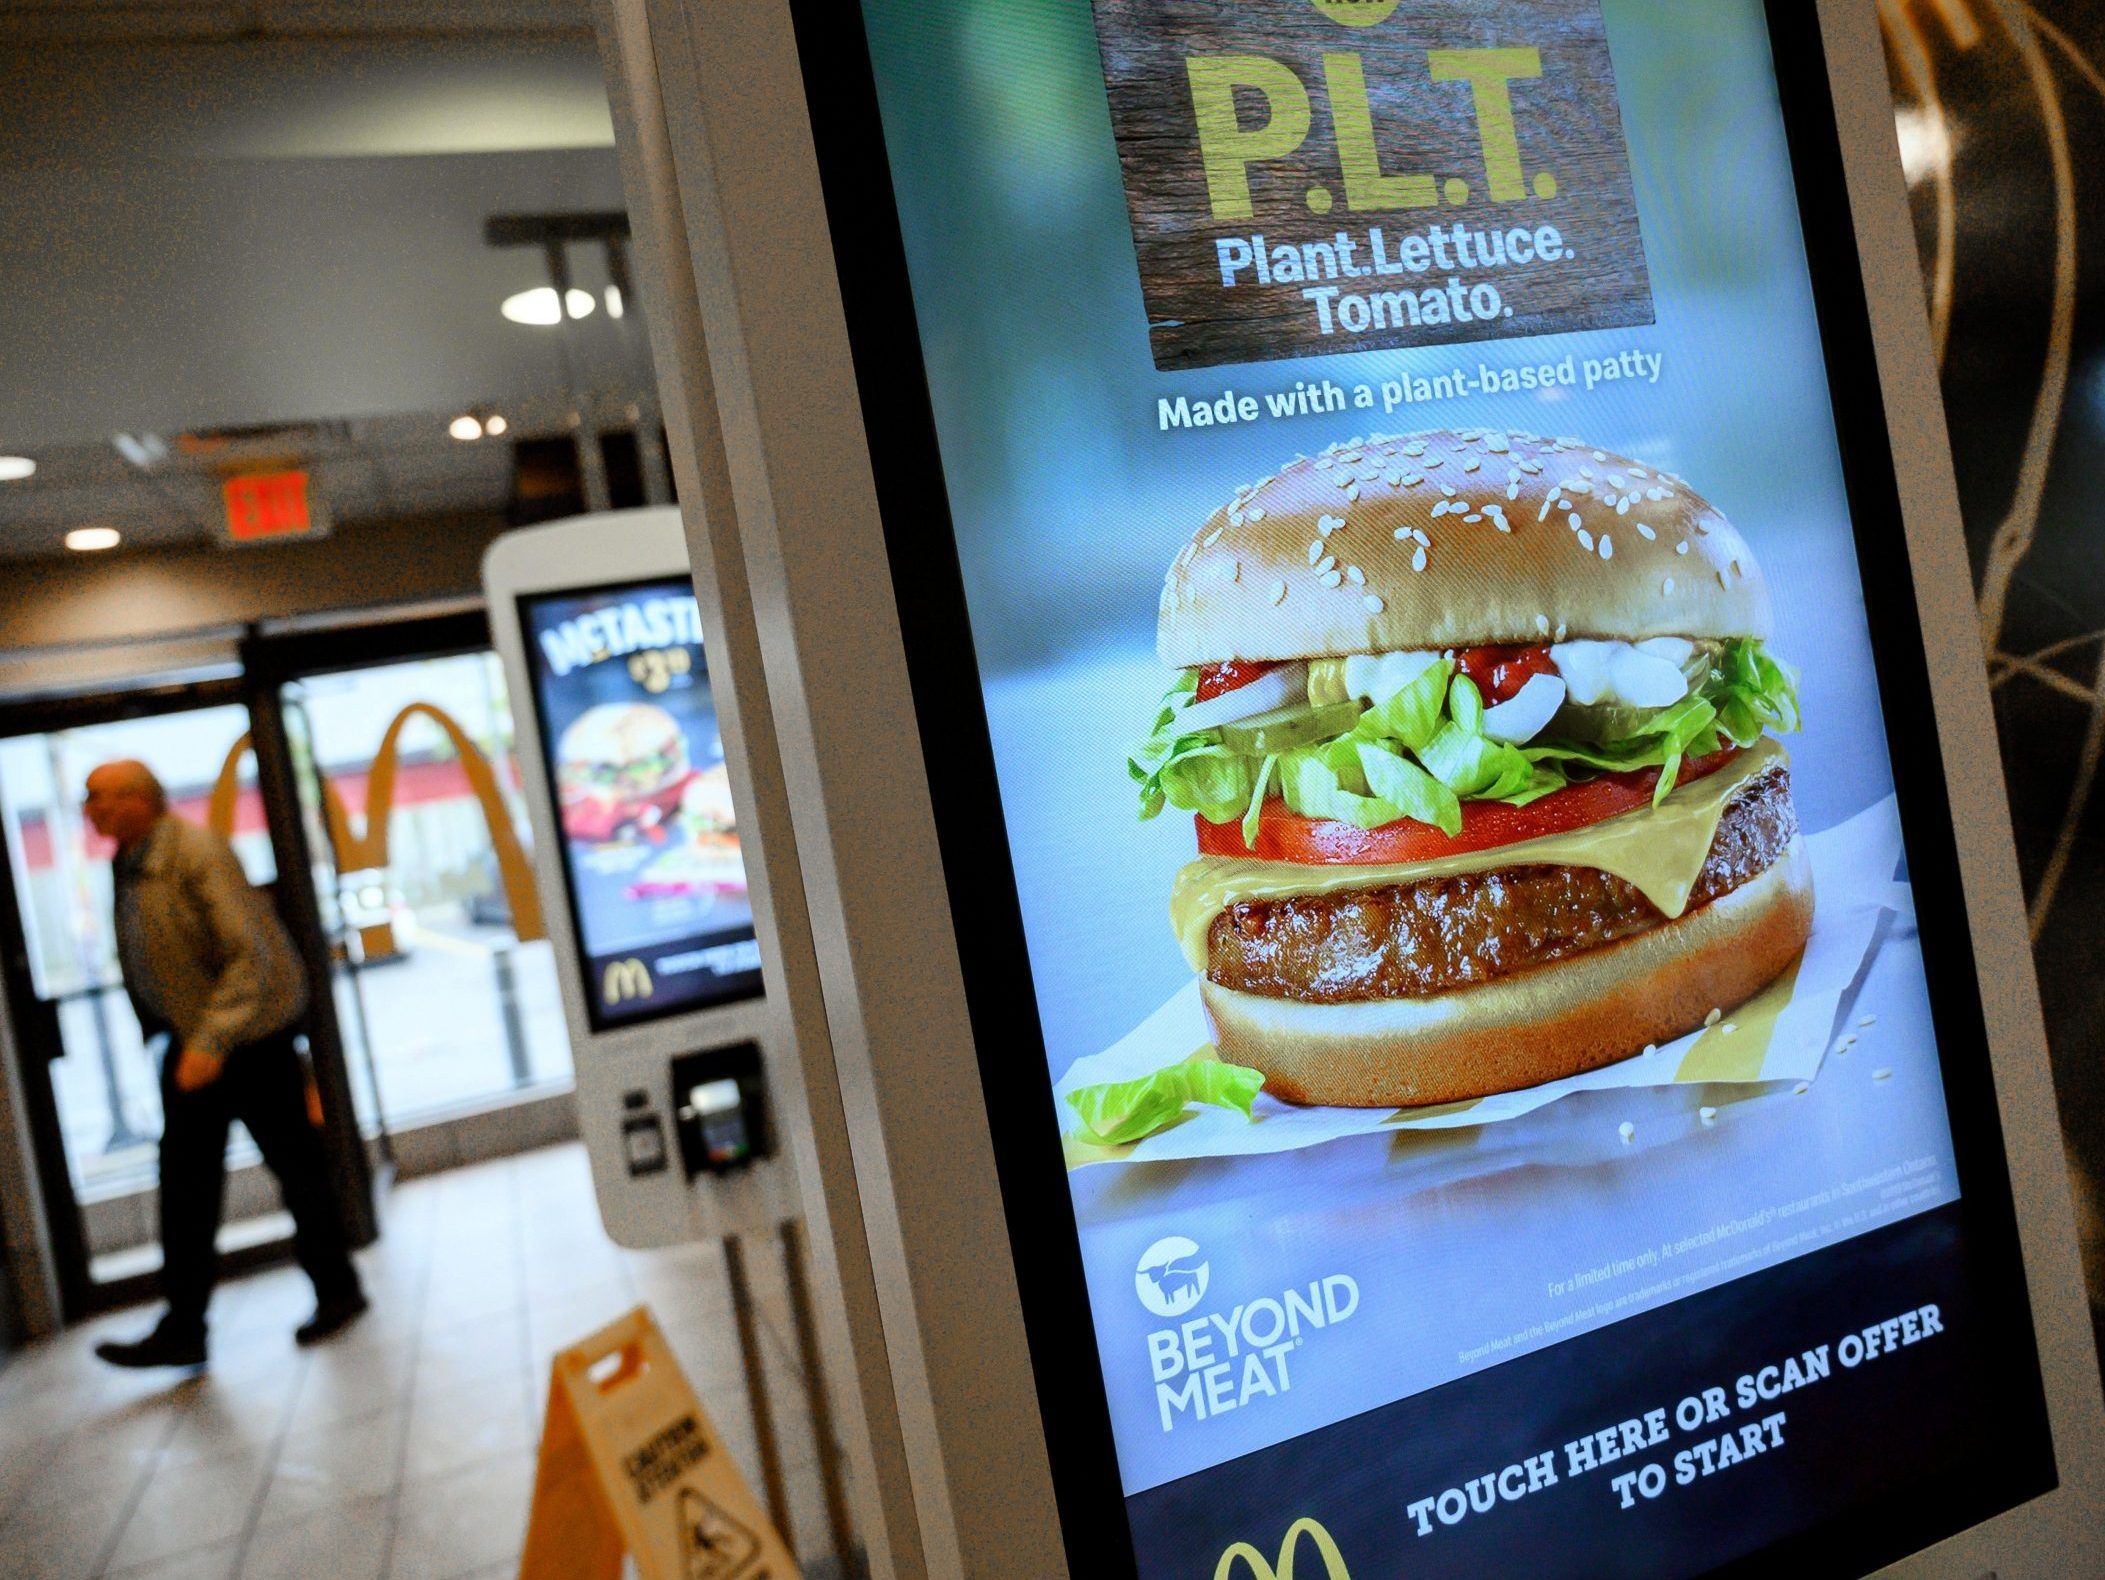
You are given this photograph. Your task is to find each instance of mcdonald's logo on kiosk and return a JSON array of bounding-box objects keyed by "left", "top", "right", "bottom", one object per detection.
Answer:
[
  {"left": 604, "top": 957, "right": 656, "bottom": 1007},
  {"left": 1215, "top": 1516, "right": 1354, "bottom": 1580}
]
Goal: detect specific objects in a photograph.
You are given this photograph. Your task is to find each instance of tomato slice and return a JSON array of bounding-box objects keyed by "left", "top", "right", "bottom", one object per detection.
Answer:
[
  {"left": 1452, "top": 643, "right": 1559, "bottom": 704},
  {"left": 1197, "top": 747, "right": 1740, "bottom": 864},
  {"left": 1194, "top": 658, "right": 1278, "bottom": 703}
]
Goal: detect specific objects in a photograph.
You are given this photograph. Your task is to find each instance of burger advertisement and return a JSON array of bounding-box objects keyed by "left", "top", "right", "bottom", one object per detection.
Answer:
[
  {"left": 854, "top": 0, "right": 2032, "bottom": 1571},
  {"left": 521, "top": 581, "right": 760, "bottom": 1029}
]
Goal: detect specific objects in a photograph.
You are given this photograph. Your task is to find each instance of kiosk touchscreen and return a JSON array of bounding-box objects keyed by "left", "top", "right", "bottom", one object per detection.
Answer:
[
  {"left": 485, "top": 508, "right": 785, "bottom": 1249},
  {"left": 598, "top": 0, "right": 2105, "bottom": 1573}
]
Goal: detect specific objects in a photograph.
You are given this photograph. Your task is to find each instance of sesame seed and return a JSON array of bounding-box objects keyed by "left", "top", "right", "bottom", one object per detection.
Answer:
[
  {"left": 1203, "top": 528, "right": 1222, "bottom": 547},
  {"left": 1616, "top": 498, "right": 1630, "bottom": 516},
  {"left": 1363, "top": 593, "right": 1385, "bottom": 613},
  {"left": 1401, "top": 471, "right": 1424, "bottom": 487},
  {"left": 1320, "top": 568, "right": 1343, "bottom": 588},
  {"left": 1315, "top": 455, "right": 1333, "bottom": 469},
  {"left": 1676, "top": 540, "right": 1689, "bottom": 555},
  {"left": 1599, "top": 536, "right": 1613, "bottom": 560},
  {"left": 1422, "top": 456, "right": 1444, "bottom": 468},
  {"left": 1308, "top": 542, "right": 1324, "bottom": 565},
  {"left": 1699, "top": 1106, "right": 1718, "bottom": 1126},
  {"left": 1535, "top": 614, "right": 1551, "bottom": 634},
  {"left": 1507, "top": 483, "right": 1520, "bottom": 500},
  {"left": 1580, "top": 465, "right": 1595, "bottom": 478},
  {"left": 1229, "top": 511, "right": 1244, "bottom": 528},
  {"left": 1555, "top": 622, "right": 1567, "bottom": 640},
  {"left": 1567, "top": 512, "right": 1581, "bottom": 531},
  {"left": 1440, "top": 484, "right": 1457, "bottom": 497},
  {"left": 1835, "top": 1036, "right": 1855, "bottom": 1054},
  {"left": 1403, "top": 442, "right": 1426, "bottom": 456},
  {"left": 1577, "top": 529, "right": 1594, "bottom": 550},
  {"left": 1717, "top": 569, "right": 1730, "bottom": 588},
  {"left": 1720, "top": 1021, "right": 1736, "bottom": 1035},
  {"left": 1430, "top": 501, "right": 1449, "bottom": 518},
  {"left": 1384, "top": 470, "right": 1403, "bottom": 487},
  {"left": 1411, "top": 545, "right": 1428, "bottom": 572},
  {"left": 1345, "top": 483, "right": 1360, "bottom": 501},
  {"left": 1319, "top": 514, "right": 1344, "bottom": 536},
  {"left": 1346, "top": 565, "right": 1365, "bottom": 584},
  {"left": 1857, "top": 1014, "right": 1876, "bottom": 1027},
  {"left": 1462, "top": 458, "right": 1480, "bottom": 472},
  {"left": 1873, "top": 1067, "right": 1892, "bottom": 1081},
  {"left": 1411, "top": 529, "right": 1430, "bottom": 546},
  {"left": 1609, "top": 473, "right": 1627, "bottom": 488},
  {"left": 1316, "top": 553, "right": 1336, "bottom": 574},
  {"left": 1644, "top": 1043, "right": 1658, "bottom": 1058},
  {"left": 1465, "top": 513, "right": 1482, "bottom": 524},
  {"left": 1793, "top": 1081, "right": 1810, "bottom": 1095},
  {"left": 1247, "top": 507, "right": 1265, "bottom": 521},
  {"left": 1230, "top": 561, "right": 1240, "bottom": 583},
  {"left": 1662, "top": 576, "right": 1675, "bottom": 595},
  {"left": 1618, "top": 1121, "right": 1635, "bottom": 1144},
  {"left": 1636, "top": 523, "right": 1656, "bottom": 540},
  {"left": 1486, "top": 432, "right": 1510, "bottom": 453},
  {"left": 1704, "top": 1007, "right": 1721, "bottom": 1026},
  {"left": 1393, "top": 527, "right": 1411, "bottom": 539},
  {"left": 1270, "top": 579, "right": 1288, "bottom": 605},
  {"left": 1592, "top": 449, "right": 1606, "bottom": 460}
]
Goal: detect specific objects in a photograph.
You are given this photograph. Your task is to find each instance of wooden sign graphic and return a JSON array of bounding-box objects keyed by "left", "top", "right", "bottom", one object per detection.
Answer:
[
  {"left": 1092, "top": 0, "right": 1654, "bottom": 369},
  {"left": 519, "top": 1307, "right": 799, "bottom": 1580}
]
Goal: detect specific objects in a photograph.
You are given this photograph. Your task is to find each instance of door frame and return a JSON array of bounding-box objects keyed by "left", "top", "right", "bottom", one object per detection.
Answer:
[{"left": 0, "top": 671, "right": 377, "bottom": 1319}]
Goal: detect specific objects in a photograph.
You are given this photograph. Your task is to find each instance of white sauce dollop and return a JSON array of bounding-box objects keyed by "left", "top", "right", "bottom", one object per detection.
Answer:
[{"left": 1549, "top": 638, "right": 1693, "bottom": 709}]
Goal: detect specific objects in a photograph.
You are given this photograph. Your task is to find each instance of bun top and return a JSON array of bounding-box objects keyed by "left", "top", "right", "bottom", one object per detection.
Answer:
[
  {"left": 558, "top": 701, "right": 684, "bottom": 764},
  {"left": 1158, "top": 428, "right": 1771, "bottom": 666}
]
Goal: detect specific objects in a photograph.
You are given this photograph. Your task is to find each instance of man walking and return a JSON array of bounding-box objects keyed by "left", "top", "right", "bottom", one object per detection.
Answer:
[{"left": 85, "top": 760, "right": 366, "bottom": 1369}]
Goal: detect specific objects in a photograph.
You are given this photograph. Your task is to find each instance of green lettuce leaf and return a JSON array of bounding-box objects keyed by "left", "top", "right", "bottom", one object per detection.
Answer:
[
  {"left": 1131, "top": 637, "right": 1798, "bottom": 832},
  {"left": 1065, "top": 1057, "right": 1267, "bottom": 1144}
]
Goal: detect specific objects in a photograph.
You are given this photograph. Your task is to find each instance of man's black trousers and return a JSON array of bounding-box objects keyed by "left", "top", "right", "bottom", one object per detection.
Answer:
[{"left": 157, "top": 1027, "right": 361, "bottom": 1342}]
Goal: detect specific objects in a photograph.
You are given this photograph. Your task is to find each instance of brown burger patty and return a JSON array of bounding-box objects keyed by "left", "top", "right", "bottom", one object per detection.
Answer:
[{"left": 1207, "top": 766, "right": 1798, "bottom": 1005}]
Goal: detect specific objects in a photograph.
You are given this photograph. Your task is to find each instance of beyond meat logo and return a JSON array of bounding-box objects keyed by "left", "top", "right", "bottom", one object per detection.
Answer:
[
  {"left": 1091, "top": 0, "right": 1653, "bottom": 369},
  {"left": 1140, "top": 1238, "right": 1361, "bottom": 1432}
]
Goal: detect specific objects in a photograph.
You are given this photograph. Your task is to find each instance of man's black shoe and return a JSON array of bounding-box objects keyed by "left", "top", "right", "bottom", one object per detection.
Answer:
[
  {"left": 94, "top": 1328, "right": 207, "bottom": 1370},
  {"left": 294, "top": 1292, "right": 369, "bottom": 1347}
]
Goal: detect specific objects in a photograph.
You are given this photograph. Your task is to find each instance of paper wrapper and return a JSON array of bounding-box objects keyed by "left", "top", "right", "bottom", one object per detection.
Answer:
[{"left": 1058, "top": 796, "right": 1906, "bottom": 1167}]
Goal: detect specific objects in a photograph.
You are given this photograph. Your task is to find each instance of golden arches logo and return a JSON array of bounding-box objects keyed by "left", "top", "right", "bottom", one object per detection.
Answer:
[
  {"left": 1309, "top": 0, "right": 1401, "bottom": 26},
  {"left": 207, "top": 703, "right": 545, "bottom": 950},
  {"left": 1214, "top": 1517, "right": 1353, "bottom": 1580},
  {"left": 603, "top": 958, "right": 654, "bottom": 1006}
]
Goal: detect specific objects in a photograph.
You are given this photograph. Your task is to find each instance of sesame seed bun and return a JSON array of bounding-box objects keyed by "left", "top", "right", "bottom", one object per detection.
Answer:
[
  {"left": 1158, "top": 429, "right": 1771, "bottom": 667},
  {"left": 1200, "top": 838, "right": 1814, "bottom": 1108}
]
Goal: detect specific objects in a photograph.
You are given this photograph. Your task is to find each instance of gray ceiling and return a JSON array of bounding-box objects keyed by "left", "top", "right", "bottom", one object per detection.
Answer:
[{"left": 0, "top": 6, "right": 659, "bottom": 569}]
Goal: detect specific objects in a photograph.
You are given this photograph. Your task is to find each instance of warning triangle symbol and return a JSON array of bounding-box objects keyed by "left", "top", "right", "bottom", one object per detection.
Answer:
[{"left": 677, "top": 1486, "right": 764, "bottom": 1580}]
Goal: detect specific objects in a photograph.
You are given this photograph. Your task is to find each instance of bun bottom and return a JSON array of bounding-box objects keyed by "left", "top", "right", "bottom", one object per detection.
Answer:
[{"left": 1201, "top": 840, "right": 1815, "bottom": 1108}]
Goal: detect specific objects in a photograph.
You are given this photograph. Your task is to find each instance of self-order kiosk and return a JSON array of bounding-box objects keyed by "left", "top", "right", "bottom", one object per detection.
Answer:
[
  {"left": 587, "top": 0, "right": 2105, "bottom": 1575},
  {"left": 484, "top": 507, "right": 853, "bottom": 1564}
]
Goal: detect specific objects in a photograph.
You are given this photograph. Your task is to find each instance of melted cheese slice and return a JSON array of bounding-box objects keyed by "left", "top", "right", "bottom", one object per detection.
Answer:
[{"left": 1170, "top": 737, "right": 1787, "bottom": 970}]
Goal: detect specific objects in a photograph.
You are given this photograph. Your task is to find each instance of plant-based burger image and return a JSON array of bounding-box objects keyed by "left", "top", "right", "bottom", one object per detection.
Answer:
[
  {"left": 1132, "top": 428, "right": 1812, "bottom": 1107},
  {"left": 556, "top": 701, "right": 692, "bottom": 843}
]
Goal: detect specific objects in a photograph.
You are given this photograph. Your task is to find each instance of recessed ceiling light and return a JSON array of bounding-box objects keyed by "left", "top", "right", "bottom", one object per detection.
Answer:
[
  {"left": 604, "top": 285, "right": 624, "bottom": 320},
  {"left": 449, "top": 415, "right": 484, "bottom": 442},
  {"left": 485, "top": 414, "right": 508, "bottom": 436},
  {"left": 0, "top": 456, "right": 35, "bottom": 481},
  {"left": 499, "top": 286, "right": 597, "bottom": 326},
  {"left": 66, "top": 526, "right": 119, "bottom": 552}
]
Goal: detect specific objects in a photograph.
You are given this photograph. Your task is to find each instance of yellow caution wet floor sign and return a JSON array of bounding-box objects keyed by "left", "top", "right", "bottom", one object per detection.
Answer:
[{"left": 520, "top": 1306, "right": 799, "bottom": 1580}]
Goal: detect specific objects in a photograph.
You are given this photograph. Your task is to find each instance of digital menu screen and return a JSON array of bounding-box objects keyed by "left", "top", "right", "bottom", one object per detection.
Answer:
[
  {"left": 519, "top": 580, "right": 762, "bottom": 1031},
  {"left": 822, "top": 0, "right": 2056, "bottom": 1572}
]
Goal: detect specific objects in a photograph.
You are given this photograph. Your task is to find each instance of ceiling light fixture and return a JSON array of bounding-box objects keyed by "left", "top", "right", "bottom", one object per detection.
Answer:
[
  {"left": 499, "top": 286, "right": 597, "bottom": 326},
  {"left": 66, "top": 526, "right": 120, "bottom": 552},
  {"left": 449, "top": 415, "right": 485, "bottom": 442},
  {"left": 485, "top": 414, "right": 508, "bottom": 437},
  {"left": 0, "top": 456, "right": 35, "bottom": 481},
  {"left": 604, "top": 285, "right": 624, "bottom": 320}
]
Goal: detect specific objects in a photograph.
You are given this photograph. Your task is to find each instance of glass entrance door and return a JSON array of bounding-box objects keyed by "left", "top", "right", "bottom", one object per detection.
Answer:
[{"left": 0, "top": 684, "right": 372, "bottom": 1312}]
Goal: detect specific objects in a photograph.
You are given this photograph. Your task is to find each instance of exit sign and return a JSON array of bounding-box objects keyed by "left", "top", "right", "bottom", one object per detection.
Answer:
[{"left": 221, "top": 471, "right": 317, "bottom": 543}]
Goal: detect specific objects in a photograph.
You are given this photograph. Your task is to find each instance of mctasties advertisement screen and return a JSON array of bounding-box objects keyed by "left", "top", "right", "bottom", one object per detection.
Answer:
[{"left": 853, "top": 0, "right": 2045, "bottom": 1572}]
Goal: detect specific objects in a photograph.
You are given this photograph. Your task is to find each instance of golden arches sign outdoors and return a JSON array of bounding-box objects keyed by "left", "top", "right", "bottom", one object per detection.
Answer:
[
  {"left": 207, "top": 703, "right": 545, "bottom": 956},
  {"left": 1214, "top": 1517, "right": 1355, "bottom": 1580},
  {"left": 1091, "top": 0, "right": 1652, "bottom": 368}
]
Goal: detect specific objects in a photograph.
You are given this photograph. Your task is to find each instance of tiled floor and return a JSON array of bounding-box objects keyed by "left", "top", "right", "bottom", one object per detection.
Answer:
[{"left": 0, "top": 1144, "right": 850, "bottom": 1578}]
